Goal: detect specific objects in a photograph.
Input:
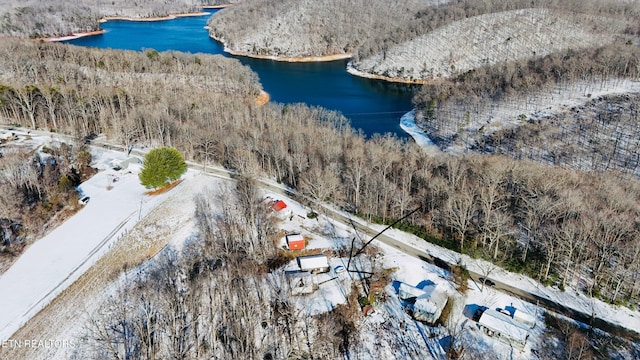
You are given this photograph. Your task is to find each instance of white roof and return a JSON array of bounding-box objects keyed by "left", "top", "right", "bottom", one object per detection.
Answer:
[
  {"left": 397, "top": 282, "right": 427, "bottom": 299},
  {"left": 478, "top": 309, "right": 530, "bottom": 343},
  {"left": 414, "top": 297, "right": 438, "bottom": 314},
  {"left": 297, "top": 254, "right": 329, "bottom": 271},
  {"left": 286, "top": 233, "right": 305, "bottom": 242},
  {"left": 397, "top": 283, "right": 447, "bottom": 306},
  {"left": 396, "top": 282, "right": 448, "bottom": 319}
]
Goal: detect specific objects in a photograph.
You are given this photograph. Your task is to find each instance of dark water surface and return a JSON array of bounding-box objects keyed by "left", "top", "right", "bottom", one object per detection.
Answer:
[{"left": 67, "top": 10, "right": 417, "bottom": 138}]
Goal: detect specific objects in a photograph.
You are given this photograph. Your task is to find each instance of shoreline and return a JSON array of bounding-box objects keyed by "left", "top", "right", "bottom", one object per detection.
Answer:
[
  {"left": 43, "top": 10, "right": 214, "bottom": 42},
  {"left": 202, "top": 5, "right": 232, "bottom": 10},
  {"left": 43, "top": 29, "right": 106, "bottom": 42},
  {"left": 226, "top": 51, "right": 352, "bottom": 63},
  {"left": 99, "top": 12, "right": 209, "bottom": 23},
  {"left": 255, "top": 90, "right": 270, "bottom": 106},
  {"left": 209, "top": 33, "right": 430, "bottom": 82},
  {"left": 209, "top": 33, "right": 352, "bottom": 63},
  {"left": 399, "top": 110, "right": 441, "bottom": 155},
  {"left": 346, "top": 63, "right": 430, "bottom": 85}
]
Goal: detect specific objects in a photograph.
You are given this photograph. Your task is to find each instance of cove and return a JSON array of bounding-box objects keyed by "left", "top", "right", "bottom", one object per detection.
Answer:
[{"left": 65, "top": 9, "right": 418, "bottom": 139}]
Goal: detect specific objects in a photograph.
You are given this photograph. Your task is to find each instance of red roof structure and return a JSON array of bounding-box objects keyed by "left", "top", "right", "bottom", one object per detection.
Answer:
[
  {"left": 286, "top": 233, "right": 305, "bottom": 250},
  {"left": 272, "top": 199, "right": 287, "bottom": 211}
]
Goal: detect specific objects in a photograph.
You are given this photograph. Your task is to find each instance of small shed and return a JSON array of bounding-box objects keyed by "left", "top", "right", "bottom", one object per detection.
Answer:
[
  {"left": 297, "top": 254, "right": 330, "bottom": 274},
  {"left": 286, "top": 233, "right": 306, "bottom": 250},
  {"left": 272, "top": 199, "right": 287, "bottom": 211},
  {"left": 477, "top": 309, "right": 530, "bottom": 348}
]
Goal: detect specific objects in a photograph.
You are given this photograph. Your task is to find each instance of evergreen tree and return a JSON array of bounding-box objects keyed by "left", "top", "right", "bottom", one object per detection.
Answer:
[{"left": 139, "top": 147, "right": 187, "bottom": 189}]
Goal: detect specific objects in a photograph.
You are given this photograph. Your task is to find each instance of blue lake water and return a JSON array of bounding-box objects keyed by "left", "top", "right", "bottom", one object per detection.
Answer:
[{"left": 66, "top": 10, "right": 418, "bottom": 138}]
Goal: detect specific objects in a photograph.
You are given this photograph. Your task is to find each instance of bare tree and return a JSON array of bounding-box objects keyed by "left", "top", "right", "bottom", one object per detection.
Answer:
[{"left": 443, "top": 186, "right": 475, "bottom": 251}]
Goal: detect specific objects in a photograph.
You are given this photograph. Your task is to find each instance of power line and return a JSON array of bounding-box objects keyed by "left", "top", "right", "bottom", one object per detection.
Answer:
[{"left": 342, "top": 110, "right": 412, "bottom": 116}]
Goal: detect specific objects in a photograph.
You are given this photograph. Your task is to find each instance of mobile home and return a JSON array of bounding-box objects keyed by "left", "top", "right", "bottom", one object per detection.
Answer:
[{"left": 477, "top": 308, "right": 530, "bottom": 348}]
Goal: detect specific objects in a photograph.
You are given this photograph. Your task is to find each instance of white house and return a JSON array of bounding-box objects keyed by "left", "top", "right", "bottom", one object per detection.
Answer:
[
  {"left": 500, "top": 305, "right": 537, "bottom": 329},
  {"left": 296, "top": 254, "right": 329, "bottom": 274},
  {"left": 397, "top": 282, "right": 449, "bottom": 325}
]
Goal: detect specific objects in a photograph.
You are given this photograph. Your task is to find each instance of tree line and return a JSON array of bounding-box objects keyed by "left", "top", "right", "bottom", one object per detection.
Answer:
[
  {"left": 1, "top": 39, "right": 638, "bottom": 308},
  {"left": 0, "top": 141, "right": 94, "bottom": 273}
]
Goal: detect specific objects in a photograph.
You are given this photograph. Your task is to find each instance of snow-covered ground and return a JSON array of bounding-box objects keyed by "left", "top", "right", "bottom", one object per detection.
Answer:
[
  {"left": 399, "top": 110, "right": 441, "bottom": 155},
  {"left": 274, "top": 192, "right": 640, "bottom": 357},
  {"left": 260, "top": 191, "right": 544, "bottom": 358},
  {"left": 407, "top": 78, "right": 640, "bottom": 157},
  {"left": 376, "top": 224, "right": 640, "bottom": 336},
  {"left": 0, "top": 137, "right": 177, "bottom": 342}
]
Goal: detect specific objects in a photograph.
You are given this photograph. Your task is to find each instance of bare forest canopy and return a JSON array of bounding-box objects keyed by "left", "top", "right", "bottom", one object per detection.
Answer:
[
  {"left": 352, "top": 8, "right": 627, "bottom": 82},
  {"left": 207, "top": 0, "right": 640, "bottom": 61},
  {"left": 208, "top": 0, "right": 447, "bottom": 57},
  {"left": 0, "top": 39, "right": 638, "bottom": 309},
  {"left": 412, "top": 42, "right": 640, "bottom": 176},
  {"left": 0, "top": 0, "right": 238, "bottom": 38}
]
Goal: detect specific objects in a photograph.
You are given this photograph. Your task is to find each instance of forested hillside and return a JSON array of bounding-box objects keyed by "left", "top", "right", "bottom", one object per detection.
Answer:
[
  {"left": 352, "top": 8, "right": 622, "bottom": 82},
  {"left": 208, "top": 0, "right": 446, "bottom": 58},
  {"left": 412, "top": 42, "right": 640, "bottom": 175},
  {"left": 208, "top": 0, "right": 640, "bottom": 64},
  {"left": 0, "top": 0, "right": 236, "bottom": 38}
]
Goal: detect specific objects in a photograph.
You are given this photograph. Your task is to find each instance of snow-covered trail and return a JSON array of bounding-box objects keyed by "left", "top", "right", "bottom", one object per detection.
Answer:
[{"left": 0, "top": 156, "right": 171, "bottom": 342}]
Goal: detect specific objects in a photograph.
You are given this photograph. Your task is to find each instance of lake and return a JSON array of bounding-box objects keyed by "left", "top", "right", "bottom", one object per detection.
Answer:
[{"left": 66, "top": 10, "right": 419, "bottom": 138}]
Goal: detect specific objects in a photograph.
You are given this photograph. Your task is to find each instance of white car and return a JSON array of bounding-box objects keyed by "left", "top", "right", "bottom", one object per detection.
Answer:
[{"left": 78, "top": 196, "right": 90, "bottom": 205}]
